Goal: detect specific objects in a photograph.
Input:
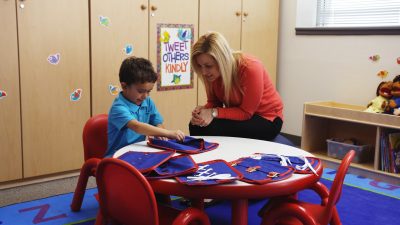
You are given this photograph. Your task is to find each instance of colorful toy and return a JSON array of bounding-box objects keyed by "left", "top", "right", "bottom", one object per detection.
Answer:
[
  {"left": 389, "top": 75, "right": 400, "bottom": 115},
  {"left": 369, "top": 54, "right": 380, "bottom": 62},
  {"left": 364, "top": 81, "right": 392, "bottom": 113},
  {"left": 377, "top": 70, "right": 389, "bottom": 79}
]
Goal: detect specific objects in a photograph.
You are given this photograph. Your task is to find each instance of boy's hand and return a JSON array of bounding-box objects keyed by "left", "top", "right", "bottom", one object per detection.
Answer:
[
  {"left": 151, "top": 136, "right": 168, "bottom": 141},
  {"left": 167, "top": 130, "right": 185, "bottom": 142}
]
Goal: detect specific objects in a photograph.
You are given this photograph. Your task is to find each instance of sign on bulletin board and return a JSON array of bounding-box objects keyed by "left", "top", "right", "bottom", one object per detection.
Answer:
[{"left": 157, "top": 23, "right": 194, "bottom": 91}]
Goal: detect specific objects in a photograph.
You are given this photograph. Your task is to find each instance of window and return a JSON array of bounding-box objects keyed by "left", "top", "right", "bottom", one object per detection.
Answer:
[
  {"left": 317, "top": 0, "right": 400, "bottom": 27},
  {"left": 296, "top": 0, "right": 400, "bottom": 35}
]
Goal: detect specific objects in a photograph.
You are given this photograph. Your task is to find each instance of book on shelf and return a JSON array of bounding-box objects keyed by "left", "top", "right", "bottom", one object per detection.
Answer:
[
  {"left": 380, "top": 130, "right": 400, "bottom": 174},
  {"left": 388, "top": 132, "right": 400, "bottom": 173}
]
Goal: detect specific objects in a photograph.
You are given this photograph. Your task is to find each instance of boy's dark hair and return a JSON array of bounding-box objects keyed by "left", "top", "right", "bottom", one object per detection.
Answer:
[{"left": 119, "top": 57, "right": 158, "bottom": 86}]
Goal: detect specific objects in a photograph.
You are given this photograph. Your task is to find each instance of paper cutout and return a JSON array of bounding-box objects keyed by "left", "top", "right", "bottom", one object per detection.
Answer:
[
  {"left": 377, "top": 70, "right": 389, "bottom": 79},
  {"left": 177, "top": 29, "right": 192, "bottom": 42},
  {"left": 397, "top": 57, "right": 400, "bottom": 64},
  {"left": 99, "top": 16, "right": 110, "bottom": 27},
  {"left": 0, "top": 90, "right": 7, "bottom": 99},
  {"left": 108, "top": 84, "right": 120, "bottom": 95},
  {"left": 123, "top": 44, "right": 133, "bottom": 55},
  {"left": 47, "top": 53, "right": 60, "bottom": 65},
  {"left": 369, "top": 54, "right": 380, "bottom": 62},
  {"left": 160, "top": 31, "right": 170, "bottom": 43},
  {"left": 171, "top": 74, "right": 181, "bottom": 84},
  {"left": 70, "top": 89, "right": 82, "bottom": 101}
]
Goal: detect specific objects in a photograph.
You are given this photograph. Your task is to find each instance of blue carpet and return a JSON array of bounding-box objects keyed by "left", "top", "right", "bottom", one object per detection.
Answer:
[{"left": 0, "top": 169, "right": 399, "bottom": 225}]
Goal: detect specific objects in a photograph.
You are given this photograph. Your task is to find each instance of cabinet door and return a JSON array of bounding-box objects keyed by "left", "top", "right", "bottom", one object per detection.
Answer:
[
  {"left": 149, "top": 0, "right": 198, "bottom": 133},
  {"left": 17, "top": 0, "right": 90, "bottom": 177},
  {"left": 91, "top": 0, "right": 149, "bottom": 115},
  {"left": 0, "top": 0, "right": 22, "bottom": 182},
  {"left": 199, "top": 0, "right": 242, "bottom": 49},
  {"left": 242, "top": 0, "right": 279, "bottom": 85},
  {"left": 197, "top": 0, "right": 242, "bottom": 105}
]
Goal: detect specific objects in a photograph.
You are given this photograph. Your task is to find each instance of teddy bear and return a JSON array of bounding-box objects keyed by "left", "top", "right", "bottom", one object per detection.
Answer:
[
  {"left": 364, "top": 81, "right": 392, "bottom": 113},
  {"left": 388, "top": 75, "right": 400, "bottom": 115}
]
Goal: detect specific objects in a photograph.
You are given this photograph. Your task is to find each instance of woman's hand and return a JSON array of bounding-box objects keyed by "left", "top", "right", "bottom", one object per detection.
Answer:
[
  {"left": 198, "top": 108, "right": 214, "bottom": 127},
  {"left": 192, "top": 105, "right": 205, "bottom": 115},
  {"left": 191, "top": 106, "right": 215, "bottom": 127},
  {"left": 191, "top": 106, "right": 205, "bottom": 126}
]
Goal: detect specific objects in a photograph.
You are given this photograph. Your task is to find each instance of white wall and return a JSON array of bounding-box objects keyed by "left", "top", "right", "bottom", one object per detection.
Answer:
[{"left": 277, "top": 0, "right": 400, "bottom": 136}]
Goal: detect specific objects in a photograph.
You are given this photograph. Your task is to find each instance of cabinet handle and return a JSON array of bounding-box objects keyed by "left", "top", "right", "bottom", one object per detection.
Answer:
[
  {"left": 19, "top": 0, "right": 25, "bottom": 9},
  {"left": 151, "top": 5, "right": 157, "bottom": 11},
  {"left": 140, "top": 4, "right": 147, "bottom": 10},
  {"left": 235, "top": 11, "right": 241, "bottom": 17},
  {"left": 243, "top": 12, "right": 249, "bottom": 17}
]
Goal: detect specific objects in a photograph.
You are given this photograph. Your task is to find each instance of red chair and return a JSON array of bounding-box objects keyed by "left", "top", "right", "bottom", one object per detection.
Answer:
[
  {"left": 95, "top": 158, "right": 211, "bottom": 225},
  {"left": 260, "top": 150, "right": 355, "bottom": 225},
  {"left": 71, "top": 114, "right": 108, "bottom": 211}
]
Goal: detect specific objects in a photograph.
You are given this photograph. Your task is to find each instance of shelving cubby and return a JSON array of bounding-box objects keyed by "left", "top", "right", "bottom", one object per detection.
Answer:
[{"left": 301, "top": 101, "right": 400, "bottom": 180}]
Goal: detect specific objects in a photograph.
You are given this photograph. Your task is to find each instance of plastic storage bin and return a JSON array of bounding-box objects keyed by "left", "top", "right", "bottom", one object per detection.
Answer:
[{"left": 326, "top": 139, "right": 373, "bottom": 163}]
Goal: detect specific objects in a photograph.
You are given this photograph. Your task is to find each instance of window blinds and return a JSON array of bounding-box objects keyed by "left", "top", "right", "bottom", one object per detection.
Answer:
[{"left": 317, "top": 0, "right": 400, "bottom": 27}]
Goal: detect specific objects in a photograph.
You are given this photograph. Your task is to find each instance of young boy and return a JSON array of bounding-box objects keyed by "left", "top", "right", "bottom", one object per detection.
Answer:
[{"left": 105, "top": 57, "right": 185, "bottom": 157}]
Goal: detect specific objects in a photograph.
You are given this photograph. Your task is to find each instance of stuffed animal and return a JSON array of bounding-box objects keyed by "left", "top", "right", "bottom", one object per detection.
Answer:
[
  {"left": 389, "top": 75, "right": 400, "bottom": 115},
  {"left": 364, "top": 81, "right": 392, "bottom": 113}
]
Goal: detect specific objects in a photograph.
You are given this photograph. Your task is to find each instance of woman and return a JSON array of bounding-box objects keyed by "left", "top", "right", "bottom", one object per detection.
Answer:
[{"left": 189, "top": 31, "right": 283, "bottom": 141}]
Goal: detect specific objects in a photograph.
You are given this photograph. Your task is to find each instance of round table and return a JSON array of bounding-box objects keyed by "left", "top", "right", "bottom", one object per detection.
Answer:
[{"left": 114, "top": 136, "right": 323, "bottom": 225}]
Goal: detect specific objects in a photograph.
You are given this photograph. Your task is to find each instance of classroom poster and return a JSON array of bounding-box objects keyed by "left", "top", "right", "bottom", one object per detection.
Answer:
[{"left": 157, "top": 24, "right": 194, "bottom": 91}]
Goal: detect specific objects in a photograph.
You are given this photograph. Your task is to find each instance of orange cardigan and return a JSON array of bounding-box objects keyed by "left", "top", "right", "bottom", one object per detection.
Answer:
[{"left": 204, "top": 55, "right": 283, "bottom": 122}]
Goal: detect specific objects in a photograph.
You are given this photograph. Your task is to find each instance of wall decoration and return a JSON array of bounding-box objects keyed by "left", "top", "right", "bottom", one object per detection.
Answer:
[
  {"left": 123, "top": 44, "right": 133, "bottom": 55},
  {"left": 157, "top": 24, "right": 194, "bottom": 91},
  {"left": 0, "top": 90, "right": 7, "bottom": 99},
  {"left": 47, "top": 53, "right": 60, "bottom": 65},
  {"left": 397, "top": 57, "right": 400, "bottom": 65},
  {"left": 70, "top": 89, "right": 82, "bottom": 102},
  {"left": 377, "top": 70, "right": 389, "bottom": 79},
  {"left": 99, "top": 15, "right": 110, "bottom": 27},
  {"left": 369, "top": 54, "right": 380, "bottom": 62},
  {"left": 109, "top": 84, "right": 120, "bottom": 95}
]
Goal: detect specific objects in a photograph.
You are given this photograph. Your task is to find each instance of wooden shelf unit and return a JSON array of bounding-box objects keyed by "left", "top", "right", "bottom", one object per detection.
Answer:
[{"left": 301, "top": 101, "right": 400, "bottom": 179}]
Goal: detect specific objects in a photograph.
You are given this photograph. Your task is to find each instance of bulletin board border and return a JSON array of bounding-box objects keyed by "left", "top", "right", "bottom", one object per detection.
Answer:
[{"left": 156, "top": 23, "right": 194, "bottom": 91}]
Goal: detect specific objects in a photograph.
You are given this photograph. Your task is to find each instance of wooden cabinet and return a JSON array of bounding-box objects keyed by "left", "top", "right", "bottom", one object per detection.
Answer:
[
  {"left": 197, "top": 0, "right": 280, "bottom": 105},
  {"left": 148, "top": 0, "right": 198, "bottom": 133},
  {"left": 199, "top": 0, "right": 242, "bottom": 50},
  {"left": 91, "top": 0, "right": 149, "bottom": 115},
  {"left": 0, "top": 0, "right": 278, "bottom": 183},
  {"left": 17, "top": 0, "right": 90, "bottom": 177},
  {"left": 241, "top": 0, "right": 279, "bottom": 86},
  {"left": 91, "top": 0, "right": 198, "bottom": 133},
  {"left": 0, "top": 0, "right": 22, "bottom": 182},
  {"left": 302, "top": 101, "right": 400, "bottom": 180}
]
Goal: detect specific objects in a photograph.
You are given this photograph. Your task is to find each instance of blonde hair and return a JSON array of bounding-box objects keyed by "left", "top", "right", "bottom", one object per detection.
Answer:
[{"left": 191, "top": 31, "right": 243, "bottom": 106}]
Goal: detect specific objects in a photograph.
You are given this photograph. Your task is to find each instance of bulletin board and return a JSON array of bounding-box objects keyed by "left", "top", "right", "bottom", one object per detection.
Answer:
[{"left": 157, "top": 23, "right": 194, "bottom": 91}]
